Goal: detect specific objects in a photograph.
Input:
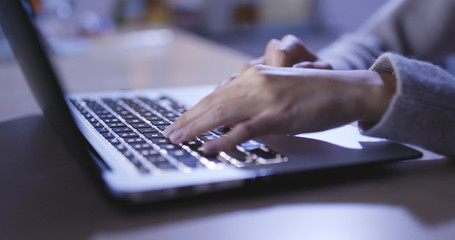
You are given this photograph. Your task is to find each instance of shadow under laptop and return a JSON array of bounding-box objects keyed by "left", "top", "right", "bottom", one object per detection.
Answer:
[{"left": 2, "top": 115, "right": 455, "bottom": 240}]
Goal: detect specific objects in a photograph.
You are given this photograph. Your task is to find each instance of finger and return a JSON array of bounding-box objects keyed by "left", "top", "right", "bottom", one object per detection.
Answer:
[
  {"left": 268, "top": 35, "right": 316, "bottom": 67},
  {"left": 165, "top": 93, "right": 224, "bottom": 137},
  {"left": 293, "top": 60, "right": 333, "bottom": 70},
  {"left": 168, "top": 97, "right": 257, "bottom": 144},
  {"left": 224, "top": 120, "right": 242, "bottom": 128},
  {"left": 293, "top": 61, "right": 315, "bottom": 69},
  {"left": 163, "top": 91, "right": 224, "bottom": 138},
  {"left": 264, "top": 39, "right": 280, "bottom": 66},
  {"left": 313, "top": 61, "right": 333, "bottom": 70},
  {"left": 272, "top": 35, "right": 300, "bottom": 67},
  {"left": 202, "top": 112, "right": 278, "bottom": 154},
  {"left": 165, "top": 74, "right": 258, "bottom": 143},
  {"left": 281, "top": 35, "right": 317, "bottom": 64},
  {"left": 271, "top": 48, "right": 291, "bottom": 67},
  {"left": 166, "top": 67, "right": 259, "bottom": 138}
]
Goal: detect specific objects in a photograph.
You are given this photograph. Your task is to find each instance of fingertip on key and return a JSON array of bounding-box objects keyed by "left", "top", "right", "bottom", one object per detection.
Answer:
[
  {"left": 163, "top": 125, "right": 175, "bottom": 138},
  {"left": 169, "top": 129, "right": 184, "bottom": 144},
  {"left": 202, "top": 140, "right": 220, "bottom": 155}
]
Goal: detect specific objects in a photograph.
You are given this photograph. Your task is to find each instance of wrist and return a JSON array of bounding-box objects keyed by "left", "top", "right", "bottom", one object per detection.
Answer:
[{"left": 357, "top": 71, "right": 397, "bottom": 123}]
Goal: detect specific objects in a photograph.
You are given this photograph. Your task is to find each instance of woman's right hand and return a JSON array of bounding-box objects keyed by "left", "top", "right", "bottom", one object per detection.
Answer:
[{"left": 165, "top": 66, "right": 395, "bottom": 154}]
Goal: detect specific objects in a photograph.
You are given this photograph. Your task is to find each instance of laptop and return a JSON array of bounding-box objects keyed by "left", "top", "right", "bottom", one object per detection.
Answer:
[{"left": 0, "top": 0, "right": 421, "bottom": 203}]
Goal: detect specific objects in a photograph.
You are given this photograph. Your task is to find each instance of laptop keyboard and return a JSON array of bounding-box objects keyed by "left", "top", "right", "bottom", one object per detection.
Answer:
[{"left": 70, "top": 96, "right": 287, "bottom": 174}]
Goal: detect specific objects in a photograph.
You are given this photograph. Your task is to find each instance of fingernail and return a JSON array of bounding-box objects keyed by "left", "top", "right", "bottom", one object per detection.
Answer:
[
  {"left": 169, "top": 129, "right": 184, "bottom": 143},
  {"left": 163, "top": 125, "right": 175, "bottom": 138},
  {"left": 202, "top": 141, "right": 219, "bottom": 155}
]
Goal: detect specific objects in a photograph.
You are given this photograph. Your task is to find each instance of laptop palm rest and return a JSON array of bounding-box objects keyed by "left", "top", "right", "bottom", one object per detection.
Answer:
[{"left": 254, "top": 125, "right": 422, "bottom": 174}]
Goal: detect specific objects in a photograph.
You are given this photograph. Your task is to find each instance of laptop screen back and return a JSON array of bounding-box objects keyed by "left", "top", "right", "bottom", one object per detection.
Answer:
[{"left": 0, "top": 0, "right": 95, "bottom": 168}]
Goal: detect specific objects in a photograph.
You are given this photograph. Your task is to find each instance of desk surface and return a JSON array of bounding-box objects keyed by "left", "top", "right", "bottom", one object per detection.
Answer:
[
  {"left": 1, "top": 28, "right": 454, "bottom": 240},
  {"left": 0, "top": 28, "right": 249, "bottom": 122}
]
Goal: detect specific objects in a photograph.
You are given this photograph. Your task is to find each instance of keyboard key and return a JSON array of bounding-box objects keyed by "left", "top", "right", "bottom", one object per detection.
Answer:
[
  {"left": 175, "top": 107, "right": 187, "bottom": 113},
  {"left": 159, "top": 143, "right": 178, "bottom": 151},
  {"left": 132, "top": 143, "right": 153, "bottom": 150},
  {"left": 224, "top": 148, "right": 249, "bottom": 162},
  {"left": 108, "top": 138, "right": 121, "bottom": 144},
  {"left": 204, "top": 155, "right": 225, "bottom": 164},
  {"left": 129, "top": 157, "right": 141, "bottom": 165},
  {"left": 145, "top": 115, "right": 162, "bottom": 121},
  {"left": 139, "top": 149, "right": 160, "bottom": 157},
  {"left": 122, "top": 150, "right": 135, "bottom": 160},
  {"left": 141, "top": 111, "right": 155, "bottom": 117},
  {"left": 143, "top": 154, "right": 177, "bottom": 170},
  {"left": 167, "top": 116, "right": 178, "bottom": 122},
  {"left": 145, "top": 155, "right": 167, "bottom": 164},
  {"left": 249, "top": 147, "right": 280, "bottom": 159},
  {"left": 138, "top": 128, "right": 158, "bottom": 134},
  {"left": 113, "top": 143, "right": 128, "bottom": 152},
  {"left": 98, "top": 114, "right": 114, "bottom": 119},
  {"left": 111, "top": 106, "right": 127, "bottom": 113},
  {"left": 157, "top": 125, "right": 170, "bottom": 131},
  {"left": 118, "top": 132, "right": 139, "bottom": 138},
  {"left": 240, "top": 140, "right": 264, "bottom": 151},
  {"left": 131, "top": 123, "right": 150, "bottom": 128},
  {"left": 198, "top": 134, "right": 218, "bottom": 142},
  {"left": 121, "top": 114, "right": 137, "bottom": 119},
  {"left": 91, "top": 122, "right": 104, "bottom": 128},
  {"left": 169, "top": 150, "right": 200, "bottom": 168},
  {"left": 103, "top": 118, "right": 120, "bottom": 123},
  {"left": 137, "top": 165, "right": 150, "bottom": 173},
  {"left": 95, "top": 127, "right": 109, "bottom": 133},
  {"left": 128, "top": 158, "right": 149, "bottom": 173},
  {"left": 150, "top": 138, "right": 171, "bottom": 145},
  {"left": 118, "top": 110, "right": 131, "bottom": 115},
  {"left": 135, "top": 107, "right": 149, "bottom": 113},
  {"left": 176, "top": 156, "right": 200, "bottom": 168},
  {"left": 185, "top": 140, "right": 220, "bottom": 160},
  {"left": 156, "top": 108, "right": 170, "bottom": 114},
  {"left": 126, "top": 119, "right": 144, "bottom": 124},
  {"left": 144, "top": 132, "right": 164, "bottom": 139},
  {"left": 151, "top": 120, "right": 169, "bottom": 126},
  {"left": 87, "top": 117, "right": 98, "bottom": 123},
  {"left": 124, "top": 137, "right": 145, "bottom": 144},
  {"left": 101, "top": 132, "right": 116, "bottom": 139},
  {"left": 212, "top": 126, "right": 231, "bottom": 135},
  {"left": 107, "top": 122, "right": 126, "bottom": 128},
  {"left": 163, "top": 112, "right": 178, "bottom": 119},
  {"left": 82, "top": 113, "right": 93, "bottom": 119},
  {"left": 112, "top": 127, "right": 132, "bottom": 133},
  {"left": 94, "top": 110, "right": 110, "bottom": 115},
  {"left": 185, "top": 140, "right": 202, "bottom": 151},
  {"left": 154, "top": 161, "right": 177, "bottom": 170}
]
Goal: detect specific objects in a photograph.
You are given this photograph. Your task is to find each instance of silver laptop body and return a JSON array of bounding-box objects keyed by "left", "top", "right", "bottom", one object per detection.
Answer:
[{"left": 0, "top": 0, "right": 421, "bottom": 203}]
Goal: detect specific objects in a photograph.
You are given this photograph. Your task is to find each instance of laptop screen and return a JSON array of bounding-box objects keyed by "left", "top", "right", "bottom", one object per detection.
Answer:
[{"left": 0, "top": 0, "right": 98, "bottom": 171}]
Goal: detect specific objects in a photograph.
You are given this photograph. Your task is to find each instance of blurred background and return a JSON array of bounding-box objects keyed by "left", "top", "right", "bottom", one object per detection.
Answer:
[{"left": 0, "top": 0, "right": 386, "bottom": 61}]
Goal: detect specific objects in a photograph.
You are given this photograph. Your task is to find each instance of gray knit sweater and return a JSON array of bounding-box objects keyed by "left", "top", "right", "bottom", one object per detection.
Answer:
[{"left": 317, "top": 0, "right": 455, "bottom": 158}]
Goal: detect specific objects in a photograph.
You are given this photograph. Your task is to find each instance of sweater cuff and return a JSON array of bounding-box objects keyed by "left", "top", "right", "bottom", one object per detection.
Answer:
[{"left": 360, "top": 52, "right": 455, "bottom": 157}]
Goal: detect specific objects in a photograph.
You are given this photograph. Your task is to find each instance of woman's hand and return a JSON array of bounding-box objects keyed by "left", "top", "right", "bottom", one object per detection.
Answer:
[
  {"left": 164, "top": 66, "right": 396, "bottom": 154},
  {"left": 218, "top": 35, "right": 333, "bottom": 88}
]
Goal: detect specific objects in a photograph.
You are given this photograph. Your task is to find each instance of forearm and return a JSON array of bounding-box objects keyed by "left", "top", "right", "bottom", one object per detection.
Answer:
[
  {"left": 318, "top": 0, "right": 455, "bottom": 70},
  {"left": 317, "top": 34, "right": 384, "bottom": 70},
  {"left": 361, "top": 53, "right": 455, "bottom": 158}
]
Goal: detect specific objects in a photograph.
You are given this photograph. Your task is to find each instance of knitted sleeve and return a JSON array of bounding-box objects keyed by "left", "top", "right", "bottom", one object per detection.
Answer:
[
  {"left": 361, "top": 53, "right": 455, "bottom": 158},
  {"left": 317, "top": 0, "right": 455, "bottom": 70}
]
